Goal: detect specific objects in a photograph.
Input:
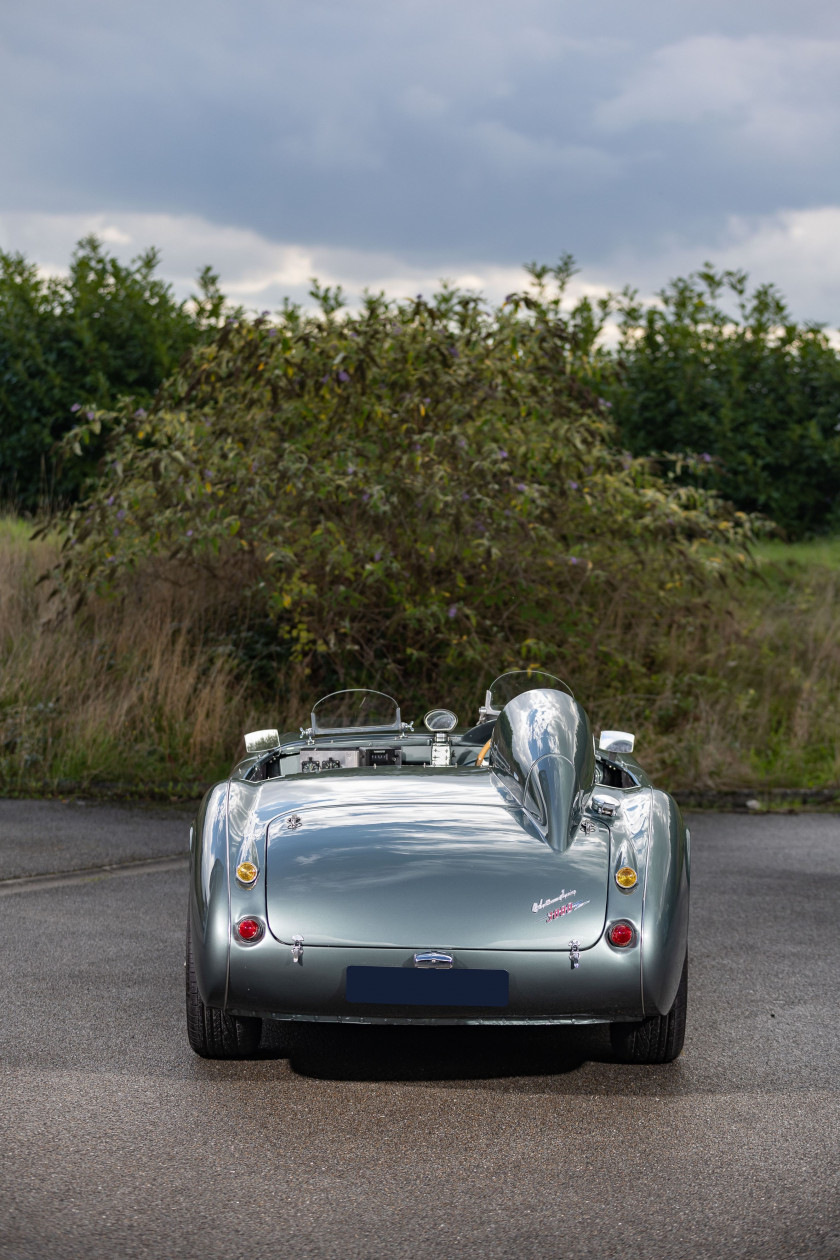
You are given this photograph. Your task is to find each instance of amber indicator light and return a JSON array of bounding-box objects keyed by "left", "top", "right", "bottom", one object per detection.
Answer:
[
  {"left": 608, "top": 922, "right": 635, "bottom": 947},
  {"left": 236, "top": 861, "right": 258, "bottom": 885},
  {"left": 237, "top": 918, "right": 263, "bottom": 942},
  {"left": 615, "top": 866, "right": 637, "bottom": 889}
]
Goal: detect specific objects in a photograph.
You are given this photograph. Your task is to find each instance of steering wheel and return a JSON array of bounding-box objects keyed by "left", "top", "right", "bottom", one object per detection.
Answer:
[{"left": 475, "top": 739, "right": 492, "bottom": 768}]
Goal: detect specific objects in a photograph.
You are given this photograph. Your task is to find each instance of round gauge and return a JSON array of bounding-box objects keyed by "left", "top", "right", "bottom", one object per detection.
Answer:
[{"left": 423, "top": 708, "right": 458, "bottom": 732}]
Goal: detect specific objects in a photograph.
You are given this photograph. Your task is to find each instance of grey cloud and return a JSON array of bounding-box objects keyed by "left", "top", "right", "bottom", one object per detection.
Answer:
[
  {"left": 0, "top": 0, "right": 839, "bottom": 305},
  {"left": 596, "top": 36, "right": 840, "bottom": 147}
]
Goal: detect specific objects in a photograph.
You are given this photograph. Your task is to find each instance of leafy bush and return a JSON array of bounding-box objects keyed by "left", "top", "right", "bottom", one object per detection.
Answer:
[
  {"left": 610, "top": 267, "right": 840, "bottom": 537},
  {"left": 56, "top": 266, "right": 757, "bottom": 712},
  {"left": 0, "top": 236, "right": 224, "bottom": 509}
]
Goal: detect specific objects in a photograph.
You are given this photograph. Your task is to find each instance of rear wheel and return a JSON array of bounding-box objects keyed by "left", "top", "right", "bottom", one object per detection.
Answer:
[
  {"left": 185, "top": 910, "right": 262, "bottom": 1059},
  {"left": 610, "top": 955, "right": 687, "bottom": 1064}
]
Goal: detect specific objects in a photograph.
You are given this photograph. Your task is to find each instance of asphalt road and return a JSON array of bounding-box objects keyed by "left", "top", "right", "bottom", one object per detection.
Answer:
[{"left": 0, "top": 801, "right": 838, "bottom": 1260}]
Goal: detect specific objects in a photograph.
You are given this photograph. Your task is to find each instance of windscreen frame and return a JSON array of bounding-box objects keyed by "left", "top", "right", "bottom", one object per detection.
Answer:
[{"left": 310, "top": 688, "right": 402, "bottom": 735}]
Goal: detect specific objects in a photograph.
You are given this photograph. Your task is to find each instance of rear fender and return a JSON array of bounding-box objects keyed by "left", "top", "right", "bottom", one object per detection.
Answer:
[
  {"left": 189, "top": 783, "right": 230, "bottom": 1007},
  {"left": 640, "top": 790, "right": 689, "bottom": 1016}
]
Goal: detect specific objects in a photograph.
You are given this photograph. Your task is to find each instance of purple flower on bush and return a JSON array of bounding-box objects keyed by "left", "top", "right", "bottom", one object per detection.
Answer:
[
  {"left": 133, "top": 408, "right": 147, "bottom": 420},
  {"left": 516, "top": 482, "right": 526, "bottom": 492},
  {"left": 338, "top": 369, "right": 350, "bottom": 383},
  {"left": 86, "top": 410, "right": 95, "bottom": 420},
  {"left": 113, "top": 528, "right": 119, "bottom": 538},
  {"left": 447, "top": 604, "right": 457, "bottom": 619},
  {"left": 106, "top": 496, "right": 115, "bottom": 506},
  {"left": 448, "top": 346, "right": 459, "bottom": 358},
  {"left": 569, "top": 556, "right": 578, "bottom": 565},
  {"left": 70, "top": 403, "right": 81, "bottom": 413},
  {"left": 702, "top": 452, "right": 712, "bottom": 463},
  {"left": 267, "top": 329, "right": 277, "bottom": 338},
  {"left": 362, "top": 492, "right": 370, "bottom": 502},
  {"left": 116, "top": 510, "right": 126, "bottom": 521},
  {"left": 569, "top": 481, "right": 579, "bottom": 490},
  {"left": 186, "top": 530, "right": 193, "bottom": 538},
  {"left": 498, "top": 449, "right": 508, "bottom": 460},
  {"left": 461, "top": 491, "right": 470, "bottom": 501},
  {"left": 321, "top": 373, "right": 330, "bottom": 384},
  {"left": 374, "top": 550, "right": 382, "bottom": 561}
]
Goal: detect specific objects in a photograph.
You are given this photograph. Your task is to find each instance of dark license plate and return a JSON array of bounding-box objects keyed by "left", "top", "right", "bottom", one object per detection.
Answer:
[{"left": 345, "top": 966, "right": 509, "bottom": 1007}]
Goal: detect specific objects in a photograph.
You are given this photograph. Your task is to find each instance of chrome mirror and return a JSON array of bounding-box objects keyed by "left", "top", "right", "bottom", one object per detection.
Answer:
[
  {"left": 423, "top": 708, "right": 458, "bottom": 733},
  {"left": 244, "top": 728, "right": 280, "bottom": 755},
  {"left": 599, "top": 730, "right": 635, "bottom": 754}
]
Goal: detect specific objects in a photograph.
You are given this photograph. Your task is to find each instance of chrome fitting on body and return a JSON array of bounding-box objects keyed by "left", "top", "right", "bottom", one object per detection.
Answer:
[
  {"left": 413, "top": 951, "right": 454, "bottom": 969},
  {"left": 591, "top": 794, "right": 620, "bottom": 819}
]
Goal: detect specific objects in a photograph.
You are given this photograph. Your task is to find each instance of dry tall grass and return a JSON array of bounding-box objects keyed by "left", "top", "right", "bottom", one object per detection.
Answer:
[
  {"left": 614, "top": 561, "right": 840, "bottom": 789},
  {"left": 2, "top": 518, "right": 839, "bottom": 795},
  {"left": 0, "top": 519, "right": 268, "bottom": 794}
]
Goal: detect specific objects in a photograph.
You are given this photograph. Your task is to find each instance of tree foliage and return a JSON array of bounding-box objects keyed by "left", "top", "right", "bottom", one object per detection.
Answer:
[
  {"left": 6, "top": 242, "right": 840, "bottom": 539},
  {"left": 610, "top": 267, "right": 840, "bottom": 537},
  {"left": 0, "top": 236, "right": 224, "bottom": 508},
  {"left": 57, "top": 267, "right": 757, "bottom": 705}
]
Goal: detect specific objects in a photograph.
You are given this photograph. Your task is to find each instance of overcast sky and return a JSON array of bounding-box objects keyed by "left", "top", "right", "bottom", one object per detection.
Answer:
[{"left": 2, "top": 0, "right": 839, "bottom": 321}]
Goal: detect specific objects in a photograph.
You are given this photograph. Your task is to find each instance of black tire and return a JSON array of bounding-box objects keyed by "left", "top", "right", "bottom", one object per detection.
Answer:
[
  {"left": 185, "top": 910, "right": 262, "bottom": 1059},
  {"left": 610, "top": 955, "right": 687, "bottom": 1064}
]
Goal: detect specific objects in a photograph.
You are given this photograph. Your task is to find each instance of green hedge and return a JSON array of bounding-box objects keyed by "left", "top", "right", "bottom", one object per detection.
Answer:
[
  {"left": 4, "top": 242, "right": 840, "bottom": 537},
  {"left": 0, "top": 236, "right": 223, "bottom": 508},
  {"left": 609, "top": 268, "right": 840, "bottom": 537}
]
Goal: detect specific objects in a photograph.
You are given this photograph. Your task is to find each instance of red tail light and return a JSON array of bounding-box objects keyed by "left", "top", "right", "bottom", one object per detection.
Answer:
[
  {"left": 608, "top": 921, "right": 635, "bottom": 947},
  {"left": 236, "top": 918, "right": 263, "bottom": 942}
]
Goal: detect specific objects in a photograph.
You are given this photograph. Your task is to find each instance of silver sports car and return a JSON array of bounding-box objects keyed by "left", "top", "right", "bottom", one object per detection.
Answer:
[{"left": 187, "top": 671, "right": 689, "bottom": 1063}]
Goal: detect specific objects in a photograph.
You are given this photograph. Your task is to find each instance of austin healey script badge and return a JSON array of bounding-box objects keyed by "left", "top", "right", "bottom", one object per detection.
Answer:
[{"left": 531, "top": 890, "right": 576, "bottom": 914}]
